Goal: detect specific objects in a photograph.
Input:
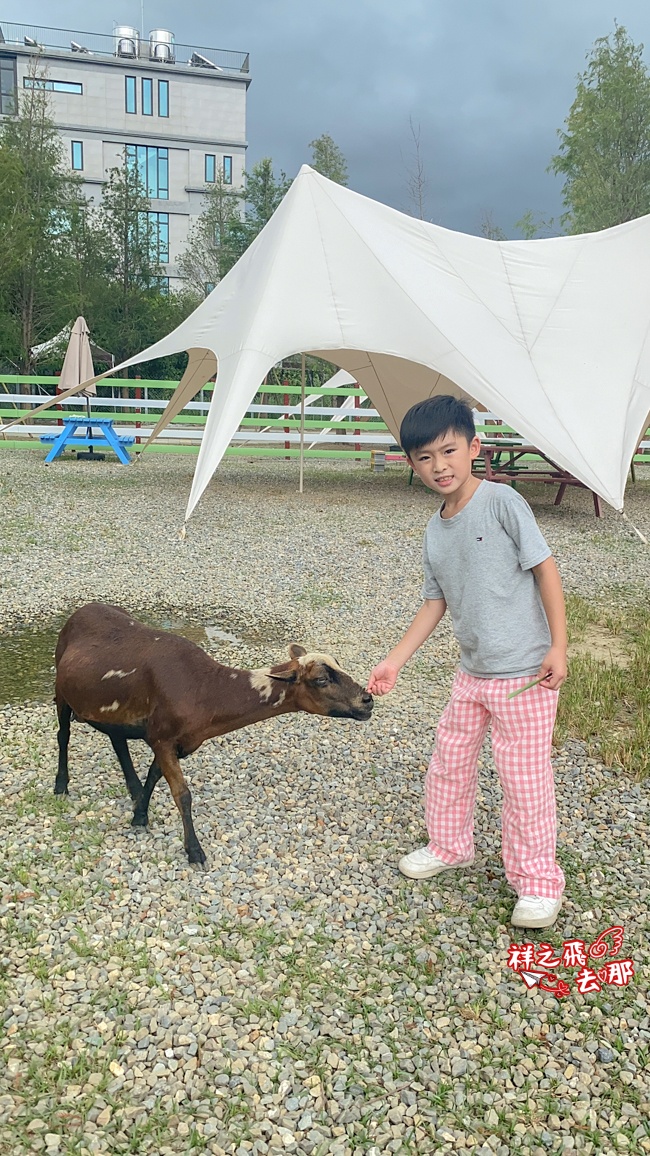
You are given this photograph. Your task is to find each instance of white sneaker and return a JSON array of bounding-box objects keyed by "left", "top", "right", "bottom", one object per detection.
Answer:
[
  {"left": 511, "top": 894, "right": 562, "bottom": 929},
  {"left": 398, "top": 846, "right": 474, "bottom": 880}
]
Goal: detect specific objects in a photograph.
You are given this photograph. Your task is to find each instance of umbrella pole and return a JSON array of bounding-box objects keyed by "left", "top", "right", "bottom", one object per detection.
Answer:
[
  {"left": 299, "top": 353, "right": 306, "bottom": 493},
  {"left": 86, "top": 394, "right": 94, "bottom": 456}
]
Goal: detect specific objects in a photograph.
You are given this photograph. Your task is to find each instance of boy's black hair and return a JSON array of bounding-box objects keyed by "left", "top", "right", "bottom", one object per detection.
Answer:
[{"left": 399, "top": 395, "right": 476, "bottom": 456}]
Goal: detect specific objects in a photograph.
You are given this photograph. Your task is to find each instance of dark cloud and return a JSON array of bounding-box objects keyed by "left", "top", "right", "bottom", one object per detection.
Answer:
[{"left": 5, "top": 0, "right": 649, "bottom": 233}]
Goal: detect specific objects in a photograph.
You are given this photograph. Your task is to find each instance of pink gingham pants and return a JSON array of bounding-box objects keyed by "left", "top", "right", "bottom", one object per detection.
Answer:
[{"left": 425, "top": 669, "right": 565, "bottom": 899}]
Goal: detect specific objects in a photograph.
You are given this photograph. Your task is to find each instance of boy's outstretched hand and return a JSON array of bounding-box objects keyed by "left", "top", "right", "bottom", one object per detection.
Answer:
[{"left": 367, "top": 660, "right": 399, "bottom": 696}]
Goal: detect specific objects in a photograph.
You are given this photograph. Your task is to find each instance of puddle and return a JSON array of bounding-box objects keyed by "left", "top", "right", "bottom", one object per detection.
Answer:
[
  {"left": 140, "top": 614, "right": 252, "bottom": 649},
  {"left": 205, "top": 626, "right": 245, "bottom": 645},
  {"left": 0, "top": 622, "right": 61, "bottom": 706},
  {"left": 0, "top": 609, "right": 287, "bottom": 705}
]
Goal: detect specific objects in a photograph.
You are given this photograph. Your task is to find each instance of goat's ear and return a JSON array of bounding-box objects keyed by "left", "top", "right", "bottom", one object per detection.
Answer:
[
  {"left": 289, "top": 644, "right": 307, "bottom": 659},
  {"left": 269, "top": 664, "right": 298, "bottom": 683}
]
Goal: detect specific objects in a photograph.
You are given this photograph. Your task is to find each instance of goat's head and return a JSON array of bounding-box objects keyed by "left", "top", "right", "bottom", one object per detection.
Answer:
[{"left": 269, "top": 644, "right": 373, "bottom": 721}]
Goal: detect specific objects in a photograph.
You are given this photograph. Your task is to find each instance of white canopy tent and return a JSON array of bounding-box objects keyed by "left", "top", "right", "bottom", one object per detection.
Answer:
[{"left": 4, "top": 165, "right": 650, "bottom": 518}]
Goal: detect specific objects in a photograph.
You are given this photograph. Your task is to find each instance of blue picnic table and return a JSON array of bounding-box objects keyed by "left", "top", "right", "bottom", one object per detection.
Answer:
[{"left": 40, "top": 417, "right": 135, "bottom": 464}]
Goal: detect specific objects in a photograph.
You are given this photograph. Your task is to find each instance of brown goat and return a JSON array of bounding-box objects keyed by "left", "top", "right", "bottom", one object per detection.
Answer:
[{"left": 54, "top": 603, "right": 373, "bottom": 865}]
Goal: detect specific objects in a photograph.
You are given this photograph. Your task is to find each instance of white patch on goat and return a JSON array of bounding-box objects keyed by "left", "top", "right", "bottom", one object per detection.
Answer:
[
  {"left": 275, "top": 691, "right": 286, "bottom": 707},
  {"left": 230, "top": 672, "right": 238, "bottom": 680},
  {"left": 101, "top": 668, "right": 136, "bottom": 680},
  {"left": 100, "top": 700, "right": 121, "bottom": 713},
  {"left": 249, "top": 669, "right": 273, "bottom": 701},
  {"left": 297, "top": 652, "right": 343, "bottom": 671}
]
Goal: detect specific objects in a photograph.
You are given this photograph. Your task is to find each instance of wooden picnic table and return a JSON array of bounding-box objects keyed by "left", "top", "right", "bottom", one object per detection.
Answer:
[{"left": 478, "top": 438, "right": 603, "bottom": 516}]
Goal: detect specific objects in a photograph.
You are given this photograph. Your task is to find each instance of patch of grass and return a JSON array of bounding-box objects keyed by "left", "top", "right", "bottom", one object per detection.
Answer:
[
  {"left": 13, "top": 787, "right": 69, "bottom": 820},
  {"left": 235, "top": 995, "right": 284, "bottom": 1021},
  {"left": 88, "top": 984, "right": 137, "bottom": 1017},
  {"left": 2, "top": 913, "right": 39, "bottom": 948},
  {"left": 564, "top": 592, "right": 601, "bottom": 636},
  {"left": 222, "top": 1094, "right": 252, "bottom": 1128},
  {"left": 556, "top": 594, "right": 650, "bottom": 778},
  {"left": 57, "top": 883, "right": 86, "bottom": 913}
]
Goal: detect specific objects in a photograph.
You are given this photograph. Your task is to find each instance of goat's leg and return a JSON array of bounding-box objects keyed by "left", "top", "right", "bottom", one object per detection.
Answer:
[
  {"left": 131, "top": 758, "right": 162, "bottom": 827},
  {"left": 54, "top": 700, "right": 72, "bottom": 795},
  {"left": 154, "top": 745, "right": 206, "bottom": 866},
  {"left": 109, "top": 734, "right": 143, "bottom": 803}
]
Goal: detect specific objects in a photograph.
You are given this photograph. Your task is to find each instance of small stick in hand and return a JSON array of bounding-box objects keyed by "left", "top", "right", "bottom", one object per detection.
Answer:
[{"left": 508, "top": 673, "right": 552, "bottom": 699}]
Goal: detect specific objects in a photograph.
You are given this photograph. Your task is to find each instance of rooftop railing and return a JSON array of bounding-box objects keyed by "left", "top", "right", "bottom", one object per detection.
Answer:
[{"left": 0, "top": 21, "right": 249, "bottom": 74}]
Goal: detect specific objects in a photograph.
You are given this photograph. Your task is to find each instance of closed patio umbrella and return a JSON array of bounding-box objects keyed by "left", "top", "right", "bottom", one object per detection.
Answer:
[
  {"left": 60, "top": 316, "right": 95, "bottom": 399},
  {"left": 57, "top": 317, "right": 113, "bottom": 457}
]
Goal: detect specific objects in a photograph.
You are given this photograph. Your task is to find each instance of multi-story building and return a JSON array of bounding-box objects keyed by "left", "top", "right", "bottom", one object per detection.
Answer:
[{"left": 0, "top": 19, "right": 250, "bottom": 289}]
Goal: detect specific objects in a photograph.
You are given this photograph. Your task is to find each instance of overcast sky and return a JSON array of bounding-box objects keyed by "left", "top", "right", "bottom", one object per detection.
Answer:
[{"left": 4, "top": 0, "right": 649, "bottom": 234}]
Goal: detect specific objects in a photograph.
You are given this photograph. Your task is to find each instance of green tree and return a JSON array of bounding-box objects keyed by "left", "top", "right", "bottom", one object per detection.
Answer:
[
  {"left": 0, "top": 59, "right": 84, "bottom": 370},
  {"left": 244, "top": 157, "right": 292, "bottom": 235},
  {"left": 99, "top": 155, "right": 162, "bottom": 294},
  {"left": 551, "top": 24, "right": 650, "bottom": 232},
  {"left": 51, "top": 162, "right": 197, "bottom": 377},
  {"left": 404, "top": 118, "right": 428, "bottom": 219},
  {"left": 178, "top": 171, "right": 245, "bottom": 295},
  {"left": 0, "top": 75, "right": 197, "bottom": 378},
  {"left": 309, "top": 133, "right": 348, "bottom": 185},
  {"left": 176, "top": 158, "right": 290, "bottom": 299},
  {"left": 480, "top": 211, "right": 507, "bottom": 240},
  {"left": 514, "top": 210, "right": 557, "bottom": 239},
  {"left": 82, "top": 154, "right": 169, "bottom": 365}
]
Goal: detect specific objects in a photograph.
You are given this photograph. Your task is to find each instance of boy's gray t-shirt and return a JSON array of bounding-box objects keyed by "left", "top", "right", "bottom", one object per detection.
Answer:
[{"left": 422, "top": 481, "right": 552, "bottom": 678}]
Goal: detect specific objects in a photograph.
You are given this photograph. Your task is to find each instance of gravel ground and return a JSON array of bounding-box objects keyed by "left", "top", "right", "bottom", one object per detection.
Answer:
[{"left": 1, "top": 446, "right": 649, "bottom": 1156}]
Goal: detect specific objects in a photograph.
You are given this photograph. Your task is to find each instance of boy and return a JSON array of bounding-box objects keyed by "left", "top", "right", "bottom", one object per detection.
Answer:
[{"left": 367, "top": 396, "right": 567, "bottom": 929}]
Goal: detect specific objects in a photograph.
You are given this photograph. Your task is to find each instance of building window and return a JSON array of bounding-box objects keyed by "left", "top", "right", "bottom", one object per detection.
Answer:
[
  {"left": 205, "top": 154, "right": 216, "bottom": 183},
  {"left": 204, "top": 282, "right": 215, "bottom": 296},
  {"left": 126, "top": 144, "right": 169, "bottom": 199},
  {"left": 23, "top": 78, "right": 83, "bottom": 94},
  {"left": 158, "top": 79, "right": 169, "bottom": 117},
  {"left": 71, "top": 140, "right": 84, "bottom": 170},
  {"left": 137, "top": 212, "right": 169, "bottom": 264},
  {"left": 141, "top": 77, "right": 153, "bottom": 116},
  {"left": 156, "top": 275, "right": 170, "bottom": 295},
  {"left": 125, "top": 76, "right": 137, "bottom": 113},
  {"left": 0, "top": 57, "right": 17, "bottom": 115},
  {"left": 147, "top": 212, "right": 169, "bottom": 263},
  {"left": 223, "top": 155, "right": 233, "bottom": 184}
]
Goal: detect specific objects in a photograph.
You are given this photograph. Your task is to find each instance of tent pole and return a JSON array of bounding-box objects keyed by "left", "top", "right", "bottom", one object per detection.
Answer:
[{"left": 299, "top": 352, "right": 306, "bottom": 493}]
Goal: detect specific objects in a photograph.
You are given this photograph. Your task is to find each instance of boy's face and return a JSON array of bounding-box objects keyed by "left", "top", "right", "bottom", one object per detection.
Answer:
[{"left": 407, "top": 429, "right": 482, "bottom": 497}]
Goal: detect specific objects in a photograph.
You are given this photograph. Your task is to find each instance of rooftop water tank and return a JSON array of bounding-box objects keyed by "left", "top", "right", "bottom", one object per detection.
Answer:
[
  {"left": 114, "top": 25, "right": 140, "bottom": 58},
  {"left": 149, "top": 29, "right": 175, "bottom": 63}
]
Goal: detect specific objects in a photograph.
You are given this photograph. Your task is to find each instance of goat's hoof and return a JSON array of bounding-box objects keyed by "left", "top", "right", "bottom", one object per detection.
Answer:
[
  {"left": 187, "top": 847, "right": 207, "bottom": 869},
  {"left": 53, "top": 786, "right": 69, "bottom": 796},
  {"left": 131, "top": 813, "right": 148, "bottom": 828}
]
